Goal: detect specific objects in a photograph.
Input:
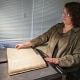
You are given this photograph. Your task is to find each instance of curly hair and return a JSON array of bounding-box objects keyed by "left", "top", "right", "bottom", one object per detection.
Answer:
[{"left": 64, "top": 2, "right": 80, "bottom": 27}]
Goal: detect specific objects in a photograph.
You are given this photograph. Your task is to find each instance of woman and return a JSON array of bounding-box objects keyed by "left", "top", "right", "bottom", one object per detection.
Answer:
[{"left": 16, "top": 2, "right": 80, "bottom": 80}]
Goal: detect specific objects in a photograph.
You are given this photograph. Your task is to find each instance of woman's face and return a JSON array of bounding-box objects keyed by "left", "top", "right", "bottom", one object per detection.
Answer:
[{"left": 62, "top": 8, "right": 72, "bottom": 25}]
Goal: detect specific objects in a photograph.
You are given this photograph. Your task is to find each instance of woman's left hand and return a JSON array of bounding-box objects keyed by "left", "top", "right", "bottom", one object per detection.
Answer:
[{"left": 44, "top": 57, "right": 59, "bottom": 64}]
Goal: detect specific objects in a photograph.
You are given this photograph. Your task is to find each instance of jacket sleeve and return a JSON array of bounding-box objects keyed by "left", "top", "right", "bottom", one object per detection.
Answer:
[
  {"left": 59, "top": 36, "right": 80, "bottom": 67},
  {"left": 30, "top": 23, "right": 59, "bottom": 47}
]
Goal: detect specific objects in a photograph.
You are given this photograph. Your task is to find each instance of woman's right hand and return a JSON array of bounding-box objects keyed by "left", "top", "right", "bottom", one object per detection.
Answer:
[
  {"left": 15, "top": 44, "right": 25, "bottom": 49},
  {"left": 15, "top": 41, "right": 32, "bottom": 49}
]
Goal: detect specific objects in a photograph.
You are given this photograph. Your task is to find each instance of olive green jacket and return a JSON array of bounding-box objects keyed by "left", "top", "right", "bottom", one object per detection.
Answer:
[{"left": 31, "top": 23, "right": 80, "bottom": 67}]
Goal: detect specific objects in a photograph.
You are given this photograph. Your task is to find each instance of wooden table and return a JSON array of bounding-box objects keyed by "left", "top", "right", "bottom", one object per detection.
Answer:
[{"left": 0, "top": 48, "right": 62, "bottom": 80}]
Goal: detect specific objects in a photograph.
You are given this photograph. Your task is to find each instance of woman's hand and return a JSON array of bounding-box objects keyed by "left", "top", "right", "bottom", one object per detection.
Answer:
[
  {"left": 15, "top": 41, "right": 32, "bottom": 49},
  {"left": 44, "top": 57, "right": 59, "bottom": 64}
]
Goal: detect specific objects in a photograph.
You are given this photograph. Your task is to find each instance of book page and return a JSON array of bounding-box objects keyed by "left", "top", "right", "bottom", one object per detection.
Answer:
[{"left": 7, "top": 48, "right": 46, "bottom": 75}]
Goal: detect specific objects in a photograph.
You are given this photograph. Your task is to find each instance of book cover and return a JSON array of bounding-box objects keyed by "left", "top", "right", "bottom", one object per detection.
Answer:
[{"left": 7, "top": 48, "right": 47, "bottom": 75}]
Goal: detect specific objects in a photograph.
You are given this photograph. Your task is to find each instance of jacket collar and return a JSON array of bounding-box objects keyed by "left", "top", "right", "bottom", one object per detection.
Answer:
[
  {"left": 72, "top": 27, "right": 80, "bottom": 32},
  {"left": 58, "top": 23, "right": 80, "bottom": 34}
]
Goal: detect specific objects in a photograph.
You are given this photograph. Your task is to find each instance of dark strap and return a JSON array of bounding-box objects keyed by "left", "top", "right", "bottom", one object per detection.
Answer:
[{"left": 52, "top": 44, "right": 58, "bottom": 58}]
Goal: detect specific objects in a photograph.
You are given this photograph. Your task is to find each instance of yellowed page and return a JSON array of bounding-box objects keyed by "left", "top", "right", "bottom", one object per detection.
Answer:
[{"left": 7, "top": 48, "right": 46, "bottom": 75}]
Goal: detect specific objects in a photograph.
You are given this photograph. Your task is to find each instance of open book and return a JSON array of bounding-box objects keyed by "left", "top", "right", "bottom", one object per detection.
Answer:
[{"left": 7, "top": 48, "right": 47, "bottom": 75}]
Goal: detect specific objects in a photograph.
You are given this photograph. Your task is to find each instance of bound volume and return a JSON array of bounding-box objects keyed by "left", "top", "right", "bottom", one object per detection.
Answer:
[{"left": 7, "top": 48, "right": 47, "bottom": 75}]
